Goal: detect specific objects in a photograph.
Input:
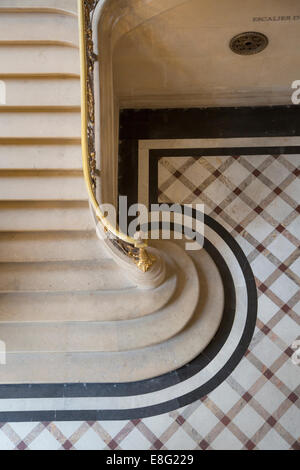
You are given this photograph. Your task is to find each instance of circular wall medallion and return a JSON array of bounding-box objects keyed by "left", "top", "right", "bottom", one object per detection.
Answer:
[{"left": 230, "top": 32, "right": 268, "bottom": 55}]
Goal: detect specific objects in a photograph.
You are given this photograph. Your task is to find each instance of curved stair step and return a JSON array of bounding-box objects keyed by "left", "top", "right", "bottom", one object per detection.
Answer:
[
  {"left": 0, "top": 259, "right": 135, "bottom": 292},
  {"left": 0, "top": 268, "right": 177, "bottom": 322},
  {"left": 0, "top": 245, "right": 224, "bottom": 383},
  {"left": 0, "top": 231, "right": 109, "bottom": 262},
  {"left": 0, "top": 243, "right": 198, "bottom": 352}
]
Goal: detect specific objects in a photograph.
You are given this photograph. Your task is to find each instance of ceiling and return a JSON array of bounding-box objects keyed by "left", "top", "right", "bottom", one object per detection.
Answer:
[{"left": 113, "top": 0, "right": 300, "bottom": 107}]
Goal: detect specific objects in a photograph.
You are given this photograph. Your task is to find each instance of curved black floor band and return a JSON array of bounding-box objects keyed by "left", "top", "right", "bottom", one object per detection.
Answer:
[{"left": 0, "top": 212, "right": 257, "bottom": 421}]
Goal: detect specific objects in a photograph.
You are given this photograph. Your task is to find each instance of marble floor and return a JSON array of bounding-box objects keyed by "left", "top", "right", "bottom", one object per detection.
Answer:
[
  {"left": 0, "top": 141, "right": 299, "bottom": 449},
  {"left": 0, "top": 105, "right": 299, "bottom": 450}
]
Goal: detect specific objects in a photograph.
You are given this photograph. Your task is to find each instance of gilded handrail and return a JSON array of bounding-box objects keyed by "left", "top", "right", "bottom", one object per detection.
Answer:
[{"left": 78, "top": 0, "right": 155, "bottom": 272}]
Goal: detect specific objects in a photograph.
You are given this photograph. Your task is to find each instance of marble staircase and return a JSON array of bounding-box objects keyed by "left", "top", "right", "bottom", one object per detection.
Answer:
[{"left": 0, "top": 0, "right": 224, "bottom": 384}]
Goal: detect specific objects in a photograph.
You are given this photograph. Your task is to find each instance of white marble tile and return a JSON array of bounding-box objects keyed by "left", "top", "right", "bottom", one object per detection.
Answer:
[
  {"left": 243, "top": 179, "right": 271, "bottom": 203},
  {"left": 267, "top": 235, "right": 296, "bottom": 262},
  {"left": 28, "top": 428, "right": 61, "bottom": 451},
  {"left": 232, "top": 405, "right": 265, "bottom": 437},
  {"left": 254, "top": 381, "right": 286, "bottom": 415},
  {"left": 97, "top": 421, "right": 127, "bottom": 439},
  {"left": 286, "top": 215, "right": 300, "bottom": 239},
  {"left": 230, "top": 358, "right": 262, "bottom": 390},
  {"left": 120, "top": 427, "right": 151, "bottom": 450},
  {"left": 163, "top": 179, "right": 192, "bottom": 203},
  {"left": 245, "top": 216, "right": 274, "bottom": 243},
  {"left": 234, "top": 234, "right": 254, "bottom": 256},
  {"left": 165, "top": 426, "right": 197, "bottom": 451},
  {"left": 277, "top": 405, "right": 300, "bottom": 438},
  {"left": 257, "top": 294, "right": 280, "bottom": 323},
  {"left": 270, "top": 274, "right": 298, "bottom": 303},
  {"left": 275, "top": 360, "right": 300, "bottom": 391},
  {"left": 223, "top": 198, "right": 252, "bottom": 224},
  {"left": 272, "top": 314, "right": 300, "bottom": 347},
  {"left": 223, "top": 161, "right": 250, "bottom": 186},
  {"left": 251, "top": 335, "right": 283, "bottom": 369},
  {"left": 203, "top": 180, "right": 232, "bottom": 205},
  {"left": 8, "top": 422, "right": 38, "bottom": 440},
  {"left": 208, "top": 382, "right": 241, "bottom": 414},
  {"left": 262, "top": 160, "right": 291, "bottom": 186},
  {"left": 258, "top": 428, "right": 290, "bottom": 450},
  {"left": 0, "top": 431, "right": 15, "bottom": 450},
  {"left": 265, "top": 198, "right": 294, "bottom": 223},
  {"left": 184, "top": 160, "right": 211, "bottom": 186},
  {"left": 187, "top": 404, "right": 219, "bottom": 436},
  {"left": 53, "top": 421, "right": 84, "bottom": 439},
  {"left": 289, "top": 256, "right": 300, "bottom": 277},
  {"left": 75, "top": 427, "right": 106, "bottom": 451},
  {"left": 211, "top": 427, "right": 242, "bottom": 450},
  {"left": 250, "top": 254, "right": 276, "bottom": 282},
  {"left": 142, "top": 413, "right": 174, "bottom": 437},
  {"left": 284, "top": 179, "right": 299, "bottom": 202}
]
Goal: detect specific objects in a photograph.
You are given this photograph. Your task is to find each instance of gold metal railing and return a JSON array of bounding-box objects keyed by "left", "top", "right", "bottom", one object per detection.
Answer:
[{"left": 78, "top": 0, "right": 155, "bottom": 273}]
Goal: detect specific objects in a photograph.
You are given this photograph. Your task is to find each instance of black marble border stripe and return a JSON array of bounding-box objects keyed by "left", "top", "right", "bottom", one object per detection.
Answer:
[
  {"left": 119, "top": 105, "right": 300, "bottom": 208},
  {"left": 0, "top": 228, "right": 236, "bottom": 401},
  {"left": 0, "top": 209, "right": 256, "bottom": 421}
]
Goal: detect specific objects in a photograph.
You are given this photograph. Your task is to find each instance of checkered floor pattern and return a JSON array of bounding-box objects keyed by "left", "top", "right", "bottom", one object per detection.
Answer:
[{"left": 0, "top": 152, "right": 299, "bottom": 450}]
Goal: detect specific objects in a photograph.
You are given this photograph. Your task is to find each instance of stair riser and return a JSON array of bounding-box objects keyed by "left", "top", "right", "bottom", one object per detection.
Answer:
[
  {"left": 0, "top": 113, "right": 81, "bottom": 138},
  {"left": 0, "top": 145, "right": 82, "bottom": 170},
  {"left": 0, "top": 261, "right": 134, "bottom": 292},
  {"left": 0, "top": 244, "right": 198, "bottom": 353},
  {"left": 0, "top": 13, "right": 78, "bottom": 43},
  {"left": 1, "top": 79, "right": 80, "bottom": 107},
  {"left": 0, "top": 271, "right": 176, "bottom": 321},
  {"left": 0, "top": 174, "right": 86, "bottom": 200},
  {"left": 0, "top": 1, "right": 78, "bottom": 13},
  {"left": 0, "top": 205, "right": 93, "bottom": 231},
  {"left": 0, "top": 46, "right": 79, "bottom": 74},
  {"left": 0, "top": 248, "right": 223, "bottom": 384},
  {"left": 0, "top": 232, "right": 108, "bottom": 262}
]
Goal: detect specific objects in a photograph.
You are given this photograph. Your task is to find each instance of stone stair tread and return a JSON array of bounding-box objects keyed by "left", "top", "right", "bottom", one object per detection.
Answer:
[
  {"left": 0, "top": 259, "right": 137, "bottom": 292},
  {"left": 0, "top": 12, "right": 78, "bottom": 43},
  {"left": 0, "top": 144, "right": 82, "bottom": 170},
  {"left": 0, "top": 173, "right": 86, "bottom": 200},
  {"left": 0, "top": 248, "right": 224, "bottom": 383},
  {"left": 0, "top": 268, "right": 177, "bottom": 322},
  {"left": 0, "top": 0, "right": 78, "bottom": 14},
  {"left": 0, "top": 201, "right": 93, "bottom": 231},
  {"left": 0, "top": 45, "right": 80, "bottom": 74},
  {"left": 0, "top": 243, "right": 198, "bottom": 352},
  {"left": 0, "top": 80, "right": 80, "bottom": 108},
  {"left": 0, "top": 1, "right": 225, "bottom": 385},
  {"left": 0, "top": 231, "right": 109, "bottom": 262},
  {"left": 0, "top": 112, "right": 81, "bottom": 138}
]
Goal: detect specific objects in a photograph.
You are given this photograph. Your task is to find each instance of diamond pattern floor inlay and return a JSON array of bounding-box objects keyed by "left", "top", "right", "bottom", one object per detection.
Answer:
[{"left": 0, "top": 150, "right": 299, "bottom": 450}]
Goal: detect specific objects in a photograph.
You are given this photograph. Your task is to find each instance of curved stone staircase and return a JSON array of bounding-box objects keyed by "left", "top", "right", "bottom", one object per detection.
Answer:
[{"left": 0, "top": 0, "right": 224, "bottom": 383}]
